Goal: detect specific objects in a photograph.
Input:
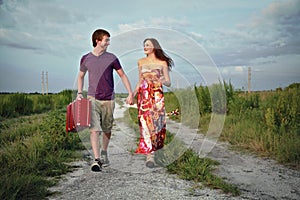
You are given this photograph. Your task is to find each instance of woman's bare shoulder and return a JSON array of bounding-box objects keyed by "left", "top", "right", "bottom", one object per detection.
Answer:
[
  {"left": 138, "top": 57, "right": 147, "bottom": 62},
  {"left": 159, "top": 60, "right": 168, "bottom": 66},
  {"left": 138, "top": 58, "right": 147, "bottom": 66}
]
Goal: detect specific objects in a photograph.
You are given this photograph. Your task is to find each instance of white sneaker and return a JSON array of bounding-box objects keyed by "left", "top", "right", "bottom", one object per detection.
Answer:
[{"left": 91, "top": 159, "right": 102, "bottom": 172}]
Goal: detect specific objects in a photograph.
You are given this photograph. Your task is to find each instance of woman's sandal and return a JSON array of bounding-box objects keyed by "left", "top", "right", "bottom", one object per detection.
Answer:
[{"left": 145, "top": 153, "right": 155, "bottom": 168}]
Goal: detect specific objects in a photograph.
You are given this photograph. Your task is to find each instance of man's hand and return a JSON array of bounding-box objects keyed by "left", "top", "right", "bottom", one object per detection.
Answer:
[
  {"left": 77, "top": 93, "right": 83, "bottom": 100},
  {"left": 126, "top": 93, "right": 134, "bottom": 105}
]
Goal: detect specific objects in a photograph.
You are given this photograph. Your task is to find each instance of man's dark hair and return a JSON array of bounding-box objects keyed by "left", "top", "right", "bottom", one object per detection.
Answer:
[{"left": 92, "top": 29, "right": 110, "bottom": 47}]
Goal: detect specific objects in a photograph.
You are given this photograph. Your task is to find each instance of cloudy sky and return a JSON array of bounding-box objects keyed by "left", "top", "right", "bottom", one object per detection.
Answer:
[{"left": 0, "top": 0, "right": 299, "bottom": 93}]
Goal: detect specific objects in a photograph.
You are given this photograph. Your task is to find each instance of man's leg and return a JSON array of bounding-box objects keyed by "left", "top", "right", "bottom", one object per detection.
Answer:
[
  {"left": 89, "top": 97, "right": 102, "bottom": 171},
  {"left": 90, "top": 130, "right": 102, "bottom": 171},
  {"left": 90, "top": 131, "right": 100, "bottom": 159},
  {"left": 100, "top": 100, "right": 115, "bottom": 166},
  {"left": 101, "top": 132, "right": 111, "bottom": 166},
  {"left": 102, "top": 132, "right": 111, "bottom": 151}
]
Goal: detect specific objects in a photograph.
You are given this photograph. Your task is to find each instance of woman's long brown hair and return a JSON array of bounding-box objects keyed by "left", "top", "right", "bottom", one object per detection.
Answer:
[{"left": 144, "top": 38, "right": 174, "bottom": 70}]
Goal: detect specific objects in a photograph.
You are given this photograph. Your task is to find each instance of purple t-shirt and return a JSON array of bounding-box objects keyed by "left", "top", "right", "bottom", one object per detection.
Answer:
[{"left": 80, "top": 52, "right": 122, "bottom": 100}]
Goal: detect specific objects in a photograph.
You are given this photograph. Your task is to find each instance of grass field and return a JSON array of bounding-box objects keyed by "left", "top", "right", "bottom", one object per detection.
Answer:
[
  {"left": 0, "top": 109, "right": 83, "bottom": 199},
  {"left": 0, "top": 82, "right": 298, "bottom": 199}
]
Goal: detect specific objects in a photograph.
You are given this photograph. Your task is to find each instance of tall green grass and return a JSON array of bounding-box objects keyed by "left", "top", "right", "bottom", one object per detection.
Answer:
[
  {"left": 0, "top": 114, "right": 46, "bottom": 145},
  {"left": 0, "top": 90, "right": 73, "bottom": 119},
  {"left": 223, "top": 85, "right": 299, "bottom": 166},
  {"left": 0, "top": 109, "right": 83, "bottom": 200},
  {"left": 165, "top": 82, "right": 300, "bottom": 167}
]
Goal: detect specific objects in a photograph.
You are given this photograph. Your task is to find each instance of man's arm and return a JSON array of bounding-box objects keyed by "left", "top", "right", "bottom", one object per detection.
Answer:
[
  {"left": 77, "top": 71, "right": 86, "bottom": 99},
  {"left": 133, "top": 61, "right": 143, "bottom": 97},
  {"left": 116, "top": 68, "right": 133, "bottom": 105}
]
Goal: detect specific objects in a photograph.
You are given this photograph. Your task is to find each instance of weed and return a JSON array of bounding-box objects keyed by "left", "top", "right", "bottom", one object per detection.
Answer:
[{"left": 166, "top": 149, "right": 240, "bottom": 196}]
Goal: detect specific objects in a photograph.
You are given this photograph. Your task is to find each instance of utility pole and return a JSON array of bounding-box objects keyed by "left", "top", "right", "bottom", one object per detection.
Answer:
[
  {"left": 46, "top": 71, "right": 49, "bottom": 95},
  {"left": 41, "top": 71, "right": 44, "bottom": 95},
  {"left": 248, "top": 66, "right": 251, "bottom": 93}
]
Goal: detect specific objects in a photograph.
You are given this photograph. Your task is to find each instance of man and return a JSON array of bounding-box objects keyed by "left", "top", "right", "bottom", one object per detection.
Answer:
[{"left": 77, "top": 29, "right": 133, "bottom": 171}]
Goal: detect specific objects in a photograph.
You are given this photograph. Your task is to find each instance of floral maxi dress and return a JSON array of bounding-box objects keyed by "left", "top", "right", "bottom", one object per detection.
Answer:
[{"left": 135, "top": 65, "right": 166, "bottom": 154}]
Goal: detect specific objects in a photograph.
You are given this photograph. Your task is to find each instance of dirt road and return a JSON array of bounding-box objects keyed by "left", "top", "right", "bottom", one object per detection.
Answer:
[{"left": 49, "top": 103, "right": 300, "bottom": 200}]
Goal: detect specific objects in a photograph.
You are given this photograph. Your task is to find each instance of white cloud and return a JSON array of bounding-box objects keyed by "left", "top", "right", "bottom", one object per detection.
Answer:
[
  {"left": 190, "top": 32, "right": 204, "bottom": 40},
  {"left": 234, "top": 66, "right": 245, "bottom": 72},
  {"left": 220, "top": 66, "right": 246, "bottom": 75},
  {"left": 149, "top": 17, "right": 190, "bottom": 28},
  {"left": 118, "top": 20, "right": 147, "bottom": 32},
  {"left": 0, "top": 2, "right": 95, "bottom": 60},
  {"left": 206, "top": 0, "right": 300, "bottom": 67},
  {"left": 117, "top": 17, "right": 190, "bottom": 33}
]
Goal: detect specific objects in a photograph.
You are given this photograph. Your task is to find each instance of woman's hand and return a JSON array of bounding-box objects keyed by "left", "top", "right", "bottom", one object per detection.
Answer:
[
  {"left": 126, "top": 93, "right": 134, "bottom": 105},
  {"left": 159, "top": 76, "right": 171, "bottom": 87}
]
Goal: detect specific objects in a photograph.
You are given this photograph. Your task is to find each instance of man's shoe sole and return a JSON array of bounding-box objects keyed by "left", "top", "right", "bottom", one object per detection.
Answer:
[{"left": 91, "top": 163, "right": 102, "bottom": 172}]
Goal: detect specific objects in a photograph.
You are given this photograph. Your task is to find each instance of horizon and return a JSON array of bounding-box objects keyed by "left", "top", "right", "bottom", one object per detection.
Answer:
[{"left": 1, "top": 81, "right": 298, "bottom": 95}]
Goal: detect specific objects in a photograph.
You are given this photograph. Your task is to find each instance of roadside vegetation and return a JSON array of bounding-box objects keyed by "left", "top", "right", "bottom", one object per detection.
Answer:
[
  {"left": 0, "top": 90, "right": 73, "bottom": 119},
  {"left": 0, "top": 90, "right": 83, "bottom": 199},
  {"left": 161, "top": 82, "right": 299, "bottom": 168},
  {"left": 1, "top": 82, "right": 298, "bottom": 199}
]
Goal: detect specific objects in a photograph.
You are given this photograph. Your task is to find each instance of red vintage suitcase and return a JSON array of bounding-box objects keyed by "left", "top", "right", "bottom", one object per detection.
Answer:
[
  {"left": 66, "top": 102, "right": 76, "bottom": 132},
  {"left": 66, "top": 98, "right": 92, "bottom": 132}
]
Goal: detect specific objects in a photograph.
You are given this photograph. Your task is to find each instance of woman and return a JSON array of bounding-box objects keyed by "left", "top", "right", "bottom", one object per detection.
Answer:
[{"left": 133, "top": 38, "right": 174, "bottom": 168}]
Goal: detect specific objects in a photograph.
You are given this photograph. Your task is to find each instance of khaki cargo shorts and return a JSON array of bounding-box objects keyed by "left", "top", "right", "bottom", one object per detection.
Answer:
[{"left": 88, "top": 96, "right": 115, "bottom": 133}]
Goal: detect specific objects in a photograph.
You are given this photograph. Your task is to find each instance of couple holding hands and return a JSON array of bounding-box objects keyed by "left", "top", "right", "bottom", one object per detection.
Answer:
[{"left": 77, "top": 29, "right": 174, "bottom": 171}]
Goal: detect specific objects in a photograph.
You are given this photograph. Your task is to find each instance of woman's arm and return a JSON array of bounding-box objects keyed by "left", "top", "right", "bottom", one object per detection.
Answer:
[{"left": 161, "top": 62, "right": 171, "bottom": 87}]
